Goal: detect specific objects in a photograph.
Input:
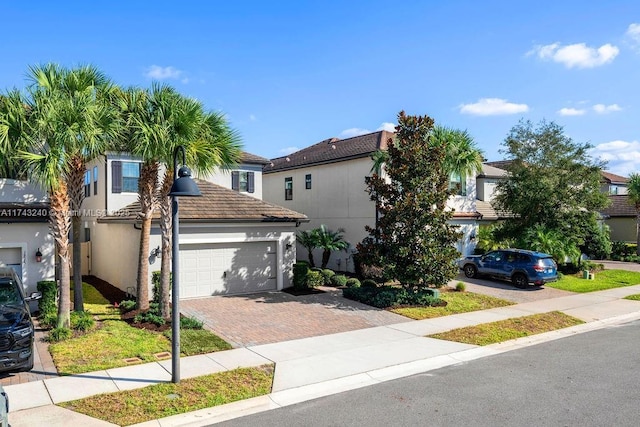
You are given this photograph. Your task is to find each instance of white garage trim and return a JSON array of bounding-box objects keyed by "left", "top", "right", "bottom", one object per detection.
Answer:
[{"left": 0, "top": 243, "right": 26, "bottom": 284}]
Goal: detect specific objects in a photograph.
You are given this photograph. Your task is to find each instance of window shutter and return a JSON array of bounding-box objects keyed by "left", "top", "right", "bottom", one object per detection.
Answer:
[
  {"left": 247, "top": 172, "right": 255, "bottom": 193},
  {"left": 231, "top": 171, "right": 239, "bottom": 191},
  {"left": 112, "top": 161, "right": 122, "bottom": 194}
]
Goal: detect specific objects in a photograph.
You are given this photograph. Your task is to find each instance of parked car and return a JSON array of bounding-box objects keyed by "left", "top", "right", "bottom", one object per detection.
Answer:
[
  {"left": 458, "top": 249, "right": 558, "bottom": 288},
  {"left": 0, "top": 384, "right": 7, "bottom": 427},
  {"left": 0, "top": 267, "right": 41, "bottom": 374}
]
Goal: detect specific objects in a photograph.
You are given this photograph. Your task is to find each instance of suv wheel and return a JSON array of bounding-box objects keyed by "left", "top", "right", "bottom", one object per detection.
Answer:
[
  {"left": 512, "top": 273, "right": 528, "bottom": 288},
  {"left": 463, "top": 264, "right": 478, "bottom": 278}
]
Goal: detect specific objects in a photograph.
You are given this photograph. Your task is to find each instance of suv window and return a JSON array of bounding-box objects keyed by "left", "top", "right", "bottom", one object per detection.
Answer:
[
  {"left": 539, "top": 257, "right": 555, "bottom": 268},
  {"left": 0, "top": 280, "right": 21, "bottom": 305}
]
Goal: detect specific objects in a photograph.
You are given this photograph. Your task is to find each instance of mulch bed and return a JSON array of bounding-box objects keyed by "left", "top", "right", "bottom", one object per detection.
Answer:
[{"left": 282, "top": 287, "right": 327, "bottom": 296}]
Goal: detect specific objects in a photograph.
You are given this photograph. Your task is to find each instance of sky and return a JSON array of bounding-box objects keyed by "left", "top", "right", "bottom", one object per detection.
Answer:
[{"left": 2, "top": 1, "right": 639, "bottom": 176}]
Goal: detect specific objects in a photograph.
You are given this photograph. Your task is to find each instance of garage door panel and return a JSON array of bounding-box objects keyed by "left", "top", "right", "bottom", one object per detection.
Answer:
[{"left": 179, "top": 242, "right": 277, "bottom": 297}]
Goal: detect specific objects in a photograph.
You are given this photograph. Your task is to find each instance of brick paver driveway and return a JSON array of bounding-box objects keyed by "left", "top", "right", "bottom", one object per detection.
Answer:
[{"left": 180, "top": 287, "right": 408, "bottom": 347}]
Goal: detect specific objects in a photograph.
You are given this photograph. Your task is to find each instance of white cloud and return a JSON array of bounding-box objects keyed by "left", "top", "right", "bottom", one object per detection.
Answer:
[
  {"left": 528, "top": 42, "right": 619, "bottom": 68},
  {"left": 591, "top": 139, "right": 640, "bottom": 176},
  {"left": 278, "top": 146, "right": 299, "bottom": 155},
  {"left": 558, "top": 107, "right": 586, "bottom": 116},
  {"left": 459, "top": 98, "right": 529, "bottom": 116},
  {"left": 376, "top": 122, "right": 396, "bottom": 132},
  {"left": 339, "top": 127, "right": 371, "bottom": 138},
  {"left": 144, "top": 65, "right": 185, "bottom": 81},
  {"left": 626, "top": 23, "right": 640, "bottom": 49},
  {"left": 593, "top": 103, "right": 622, "bottom": 114}
]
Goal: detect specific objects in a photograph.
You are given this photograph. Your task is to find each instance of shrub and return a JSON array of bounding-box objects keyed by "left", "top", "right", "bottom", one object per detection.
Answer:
[
  {"left": 133, "top": 310, "right": 166, "bottom": 326},
  {"left": 37, "top": 280, "right": 57, "bottom": 318},
  {"left": 362, "top": 279, "right": 378, "bottom": 289},
  {"left": 40, "top": 310, "right": 58, "bottom": 329},
  {"left": 330, "top": 274, "right": 348, "bottom": 287},
  {"left": 306, "top": 270, "right": 325, "bottom": 288},
  {"left": 455, "top": 282, "right": 466, "bottom": 292},
  {"left": 180, "top": 316, "right": 204, "bottom": 330},
  {"left": 343, "top": 285, "right": 444, "bottom": 309},
  {"left": 293, "top": 262, "right": 310, "bottom": 289},
  {"left": 47, "top": 327, "right": 72, "bottom": 342},
  {"left": 118, "top": 300, "right": 136, "bottom": 313},
  {"left": 346, "top": 278, "right": 361, "bottom": 288},
  {"left": 321, "top": 269, "right": 335, "bottom": 284},
  {"left": 70, "top": 311, "right": 95, "bottom": 331}
]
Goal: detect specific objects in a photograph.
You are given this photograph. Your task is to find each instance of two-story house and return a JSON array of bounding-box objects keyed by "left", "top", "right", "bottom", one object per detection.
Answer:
[
  {"left": 262, "top": 131, "right": 481, "bottom": 272},
  {"left": 74, "top": 151, "right": 308, "bottom": 298}
]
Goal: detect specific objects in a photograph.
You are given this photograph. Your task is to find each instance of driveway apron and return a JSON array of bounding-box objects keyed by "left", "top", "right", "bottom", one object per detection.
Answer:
[{"left": 180, "top": 288, "right": 408, "bottom": 347}]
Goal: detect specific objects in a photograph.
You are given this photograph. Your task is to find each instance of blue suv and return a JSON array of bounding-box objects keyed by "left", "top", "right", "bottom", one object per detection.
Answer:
[{"left": 458, "top": 249, "right": 558, "bottom": 288}]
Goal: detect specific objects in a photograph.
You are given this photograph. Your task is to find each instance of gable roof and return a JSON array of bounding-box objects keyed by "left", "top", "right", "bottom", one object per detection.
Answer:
[
  {"left": 264, "top": 131, "right": 394, "bottom": 173},
  {"left": 98, "top": 179, "right": 308, "bottom": 224},
  {"left": 600, "top": 195, "right": 636, "bottom": 218},
  {"left": 601, "top": 171, "right": 628, "bottom": 184},
  {"left": 478, "top": 164, "right": 507, "bottom": 178},
  {"left": 241, "top": 151, "right": 270, "bottom": 165}
]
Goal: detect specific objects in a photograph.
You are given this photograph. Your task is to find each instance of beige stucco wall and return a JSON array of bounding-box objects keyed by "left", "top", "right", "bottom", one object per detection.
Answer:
[
  {"left": 201, "top": 164, "right": 264, "bottom": 199},
  {"left": 90, "top": 221, "right": 298, "bottom": 295},
  {"left": 606, "top": 217, "right": 636, "bottom": 242},
  {"left": 263, "top": 157, "right": 375, "bottom": 271}
]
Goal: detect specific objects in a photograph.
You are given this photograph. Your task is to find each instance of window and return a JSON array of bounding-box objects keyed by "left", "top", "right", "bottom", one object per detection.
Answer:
[
  {"left": 285, "top": 177, "right": 293, "bottom": 200},
  {"left": 305, "top": 174, "right": 312, "bottom": 189},
  {"left": 231, "top": 171, "right": 255, "bottom": 193},
  {"left": 610, "top": 185, "right": 619, "bottom": 195},
  {"left": 449, "top": 172, "right": 466, "bottom": 196},
  {"left": 84, "top": 170, "right": 91, "bottom": 197},
  {"left": 93, "top": 166, "right": 98, "bottom": 196},
  {"left": 112, "top": 161, "right": 140, "bottom": 193}
]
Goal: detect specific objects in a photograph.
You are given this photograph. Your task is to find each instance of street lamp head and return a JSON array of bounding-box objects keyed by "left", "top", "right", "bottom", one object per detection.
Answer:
[{"left": 169, "top": 165, "right": 201, "bottom": 197}]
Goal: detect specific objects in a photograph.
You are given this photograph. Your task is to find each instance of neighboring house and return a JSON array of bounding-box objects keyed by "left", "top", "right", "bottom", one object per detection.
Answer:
[
  {"left": 80, "top": 151, "right": 306, "bottom": 298},
  {"left": 262, "top": 131, "right": 481, "bottom": 272},
  {"left": 601, "top": 196, "right": 636, "bottom": 242},
  {"left": 0, "top": 179, "right": 54, "bottom": 294},
  {"left": 480, "top": 161, "right": 635, "bottom": 243}
]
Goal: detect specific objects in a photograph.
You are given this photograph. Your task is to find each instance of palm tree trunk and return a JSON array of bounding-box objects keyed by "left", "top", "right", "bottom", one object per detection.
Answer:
[
  {"left": 67, "top": 157, "right": 86, "bottom": 312},
  {"left": 136, "top": 161, "right": 159, "bottom": 311},
  {"left": 137, "top": 216, "right": 152, "bottom": 311},
  {"left": 158, "top": 170, "right": 173, "bottom": 319},
  {"left": 49, "top": 185, "right": 72, "bottom": 328},
  {"left": 321, "top": 250, "right": 331, "bottom": 269}
]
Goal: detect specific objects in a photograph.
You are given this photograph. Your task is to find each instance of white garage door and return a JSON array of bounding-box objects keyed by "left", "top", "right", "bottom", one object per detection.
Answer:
[
  {"left": 0, "top": 248, "right": 22, "bottom": 279},
  {"left": 180, "top": 242, "right": 277, "bottom": 297}
]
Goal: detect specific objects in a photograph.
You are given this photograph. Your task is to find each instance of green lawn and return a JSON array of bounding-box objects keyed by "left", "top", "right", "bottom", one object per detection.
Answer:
[
  {"left": 59, "top": 365, "right": 274, "bottom": 426},
  {"left": 548, "top": 269, "right": 640, "bottom": 293},
  {"left": 391, "top": 290, "right": 514, "bottom": 320},
  {"left": 428, "top": 311, "right": 584, "bottom": 346}
]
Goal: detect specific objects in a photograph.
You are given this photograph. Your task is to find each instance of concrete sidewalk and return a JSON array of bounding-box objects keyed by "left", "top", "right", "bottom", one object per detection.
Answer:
[{"left": 8, "top": 285, "right": 640, "bottom": 427}]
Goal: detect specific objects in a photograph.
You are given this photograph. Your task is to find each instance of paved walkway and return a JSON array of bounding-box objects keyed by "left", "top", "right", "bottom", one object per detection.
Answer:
[{"left": 7, "top": 284, "right": 640, "bottom": 426}]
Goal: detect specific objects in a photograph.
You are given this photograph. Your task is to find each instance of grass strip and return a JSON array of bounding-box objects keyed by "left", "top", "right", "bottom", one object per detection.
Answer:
[
  {"left": 428, "top": 311, "right": 584, "bottom": 346},
  {"left": 59, "top": 365, "right": 274, "bottom": 426},
  {"left": 549, "top": 269, "right": 640, "bottom": 293},
  {"left": 391, "top": 291, "right": 514, "bottom": 320}
]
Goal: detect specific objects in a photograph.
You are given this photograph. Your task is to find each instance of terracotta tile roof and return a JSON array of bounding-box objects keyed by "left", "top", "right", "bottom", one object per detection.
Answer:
[
  {"left": 475, "top": 199, "right": 514, "bottom": 220},
  {"left": 600, "top": 195, "right": 637, "bottom": 218},
  {"left": 241, "top": 151, "right": 269, "bottom": 165},
  {"left": 264, "top": 131, "right": 394, "bottom": 173},
  {"left": 601, "top": 171, "right": 628, "bottom": 184},
  {"left": 98, "top": 179, "right": 308, "bottom": 224}
]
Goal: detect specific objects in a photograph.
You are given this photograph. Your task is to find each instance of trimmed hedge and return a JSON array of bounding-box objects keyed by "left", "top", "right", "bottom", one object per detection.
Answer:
[
  {"left": 330, "top": 274, "right": 348, "bottom": 287},
  {"left": 293, "top": 262, "right": 310, "bottom": 289},
  {"left": 321, "top": 269, "right": 335, "bottom": 284},
  {"left": 346, "top": 278, "right": 361, "bottom": 288},
  {"left": 343, "top": 285, "right": 443, "bottom": 309},
  {"left": 306, "top": 270, "right": 325, "bottom": 288}
]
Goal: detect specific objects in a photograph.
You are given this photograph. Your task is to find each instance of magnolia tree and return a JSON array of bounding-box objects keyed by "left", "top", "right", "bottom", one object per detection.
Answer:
[{"left": 357, "top": 111, "right": 461, "bottom": 289}]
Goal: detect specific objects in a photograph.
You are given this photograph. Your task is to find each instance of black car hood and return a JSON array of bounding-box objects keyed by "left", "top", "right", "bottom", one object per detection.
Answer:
[{"left": 0, "top": 304, "right": 28, "bottom": 329}]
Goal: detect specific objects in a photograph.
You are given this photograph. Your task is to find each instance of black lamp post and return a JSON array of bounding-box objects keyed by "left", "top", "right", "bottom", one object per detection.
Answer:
[{"left": 168, "top": 145, "right": 201, "bottom": 383}]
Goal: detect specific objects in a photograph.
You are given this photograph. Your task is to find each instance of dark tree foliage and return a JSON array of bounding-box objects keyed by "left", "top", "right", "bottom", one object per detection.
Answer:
[
  {"left": 357, "top": 111, "right": 461, "bottom": 289},
  {"left": 493, "top": 120, "right": 610, "bottom": 251}
]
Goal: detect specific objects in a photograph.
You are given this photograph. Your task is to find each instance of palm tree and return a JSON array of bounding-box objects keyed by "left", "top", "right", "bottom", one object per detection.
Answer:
[
  {"left": 155, "top": 106, "right": 241, "bottom": 319},
  {"left": 297, "top": 228, "right": 319, "bottom": 267},
  {"left": 0, "top": 90, "right": 31, "bottom": 179},
  {"left": 315, "top": 225, "right": 350, "bottom": 269},
  {"left": 627, "top": 173, "right": 640, "bottom": 255},
  {"left": 19, "top": 64, "right": 118, "bottom": 326},
  {"left": 431, "top": 125, "right": 484, "bottom": 186}
]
